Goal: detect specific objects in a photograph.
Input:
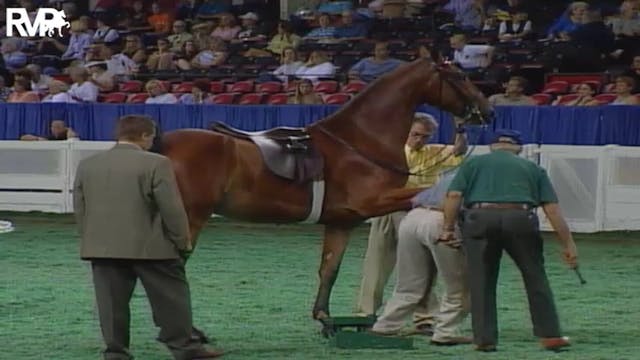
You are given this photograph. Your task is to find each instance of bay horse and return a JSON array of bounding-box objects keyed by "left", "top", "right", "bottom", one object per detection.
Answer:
[{"left": 159, "top": 58, "right": 493, "bottom": 336}]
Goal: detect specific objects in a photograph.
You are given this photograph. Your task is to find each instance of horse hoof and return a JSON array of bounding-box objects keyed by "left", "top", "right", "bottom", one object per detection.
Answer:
[{"left": 319, "top": 318, "right": 336, "bottom": 338}]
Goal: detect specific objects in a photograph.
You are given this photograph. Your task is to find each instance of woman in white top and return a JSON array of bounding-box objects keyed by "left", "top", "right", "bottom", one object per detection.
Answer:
[
  {"left": 294, "top": 50, "right": 336, "bottom": 83},
  {"left": 67, "top": 66, "right": 99, "bottom": 103},
  {"left": 42, "top": 80, "right": 76, "bottom": 103},
  {"left": 609, "top": 76, "right": 640, "bottom": 105},
  {"left": 272, "top": 47, "right": 303, "bottom": 83},
  {"left": 191, "top": 37, "right": 228, "bottom": 70},
  {"left": 144, "top": 79, "right": 178, "bottom": 104}
]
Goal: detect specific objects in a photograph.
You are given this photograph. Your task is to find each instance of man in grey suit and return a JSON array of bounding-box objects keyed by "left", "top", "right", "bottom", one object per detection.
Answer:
[{"left": 73, "top": 115, "right": 223, "bottom": 360}]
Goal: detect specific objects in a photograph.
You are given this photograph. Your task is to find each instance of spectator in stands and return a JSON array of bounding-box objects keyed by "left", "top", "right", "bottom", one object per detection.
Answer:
[
  {"left": 127, "top": 1, "right": 151, "bottom": 28},
  {"left": 145, "top": 79, "right": 179, "bottom": 104},
  {"left": 303, "top": 13, "right": 338, "bottom": 42},
  {"left": 26, "top": 64, "right": 52, "bottom": 94},
  {"left": 148, "top": 2, "right": 173, "bottom": 34},
  {"left": 93, "top": 14, "right": 120, "bottom": 44},
  {"left": 67, "top": 66, "right": 99, "bottom": 103},
  {"left": 454, "top": 0, "right": 489, "bottom": 31},
  {"left": 245, "top": 20, "right": 301, "bottom": 57},
  {"left": 44, "top": 19, "right": 93, "bottom": 65},
  {"left": 607, "top": 1, "right": 640, "bottom": 64},
  {"left": 210, "top": 13, "right": 241, "bottom": 42},
  {"left": 175, "top": 0, "right": 199, "bottom": 20},
  {"left": 546, "top": 1, "right": 588, "bottom": 41},
  {"left": 41, "top": 80, "right": 75, "bottom": 103},
  {"left": 610, "top": 76, "right": 640, "bottom": 105},
  {"left": 348, "top": 41, "right": 405, "bottom": 83},
  {"left": 235, "top": 12, "right": 268, "bottom": 42},
  {"left": 191, "top": 21, "right": 215, "bottom": 50},
  {"left": 498, "top": 10, "right": 532, "bottom": 42},
  {"left": 288, "top": 79, "right": 324, "bottom": 104},
  {"left": 7, "top": 78, "right": 40, "bottom": 103},
  {"left": 449, "top": 34, "right": 494, "bottom": 70},
  {"left": 168, "top": 20, "right": 193, "bottom": 52},
  {"left": 104, "top": 43, "right": 138, "bottom": 79},
  {"left": 122, "top": 35, "right": 148, "bottom": 66},
  {"left": 622, "top": 55, "right": 640, "bottom": 92},
  {"left": 565, "top": 9, "right": 619, "bottom": 72},
  {"left": 87, "top": 61, "right": 116, "bottom": 92},
  {"left": 272, "top": 47, "right": 304, "bottom": 82},
  {"left": 488, "top": 76, "right": 535, "bottom": 105},
  {"left": 607, "top": 0, "right": 640, "bottom": 38},
  {"left": 552, "top": 82, "right": 599, "bottom": 106},
  {"left": 175, "top": 40, "right": 200, "bottom": 70},
  {"left": 196, "top": 0, "right": 231, "bottom": 19},
  {"left": 336, "top": 10, "right": 368, "bottom": 40},
  {"left": 21, "top": 120, "right": 78, "bottom": 141},
  {"left": 294, "top": 50, "right": 336, "bottom": 83},
  {"left": 0, "top": 76, "right": 10, "bottom": 102},
  {"left": 1, "top": 38, "right": 28, "bottom": 73},
  {"left": 146, "top": 38, "right": 176, "bottom": 71},
  {"left": 191, "top": 37, "right": 228, "bottom": 69},
  {"left": 85, "top": 42, "right": 108, "bottom": 63},
  {"left": 179, "top": 79, "right": 212, "bottom": 104}
]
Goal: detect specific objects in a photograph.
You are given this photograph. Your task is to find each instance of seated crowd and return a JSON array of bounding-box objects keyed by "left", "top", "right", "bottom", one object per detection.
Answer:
[{"left": 0, "top": 0, "right": 639, "bottom": 106}]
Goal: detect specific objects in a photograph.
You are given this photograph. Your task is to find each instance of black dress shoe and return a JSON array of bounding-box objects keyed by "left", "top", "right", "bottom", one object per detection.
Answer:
[
  {"left": 415, "top": 323, "right": 434, "bottom": 336},
  {"left": 475, "top": 344, "right": 497, "bottom": 352}
]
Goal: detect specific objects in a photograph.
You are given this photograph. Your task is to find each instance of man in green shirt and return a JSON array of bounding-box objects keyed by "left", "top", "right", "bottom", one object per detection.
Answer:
[{"left": 440, "top": 129, "right": 578, "bottom": 353}]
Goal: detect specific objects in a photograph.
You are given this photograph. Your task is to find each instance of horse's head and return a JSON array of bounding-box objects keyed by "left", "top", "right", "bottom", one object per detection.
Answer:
[{"left": 421, "top": 59, "right": 494, "bottom": 126}]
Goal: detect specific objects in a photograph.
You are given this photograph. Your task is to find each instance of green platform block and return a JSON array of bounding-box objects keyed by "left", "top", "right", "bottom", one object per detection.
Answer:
[
  {"left": 331, "top": 315, "right": 377, "bottom": 329},
  {"left": 330, "top": 330, "right": 414, "bottom": 350}
]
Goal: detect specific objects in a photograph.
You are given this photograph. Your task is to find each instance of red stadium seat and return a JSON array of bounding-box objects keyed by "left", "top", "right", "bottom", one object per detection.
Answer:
[
  {"left": 531, "top": 93, "right": 552, "bottom": 105},
  {"left": 238, "top": 93, "right": 264, "bottom": 105},
  {"left": 209, "top": 81, "right": 225, "bottom": 93},
  {"left": 314, "top": 80, "right": 338, "bottom": 94},
  {"left": 228, "top": 81, "right": 254, "bottom": 93},
  {"left": 341, "top": 81, "right": 367, "bottom": 93},
  {"left": 101, "top": 92, "right": 128, "bottom": 103},
  {"left": 594, "top": 93, "right": 617, "bottom": 104},
  {"left": 209, "top": 93, "right": 236, "bottom": 104},
  {"left": 126, "top": 93, "right": 149, "bottom": 103},
  {"left": 323, "top": 93, "right": 351, "bottom": 105},
  {"left": 285, "top": 81, "right": 298, "bottom": 93},
  {"left": 159, "top": 80, "right": 172, "bottom": 92},
  {"left": 267, "top": 93, "right": 289, "bottom": 105},
  {"left": 256, "top": 82, "right": 283, "bottom": 94},
  {"left": 554, "top": 93, "right": 580, "bottom": 105},
  {"left": 542, "top": 81, "right": 569, "bottom": 95},
  {"left": 119, "top": 80, "right": 144, "bottom": 93},
  {"left": 172, "top": 82, "right": 193, "bottom": 93}
]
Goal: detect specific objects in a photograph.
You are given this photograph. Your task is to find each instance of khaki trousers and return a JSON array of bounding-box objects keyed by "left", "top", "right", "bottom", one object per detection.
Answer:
[
  {"left": 355, "top": 210, "right": 439, "bottom": 325},
  {"left": 371, "top": 208, "right": 470, "bottom": 341}
]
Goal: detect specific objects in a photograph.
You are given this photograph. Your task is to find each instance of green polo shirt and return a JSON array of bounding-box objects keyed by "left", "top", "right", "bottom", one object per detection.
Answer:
[{"left": 448, "top": 150, "right": 558, "bottom": 207}]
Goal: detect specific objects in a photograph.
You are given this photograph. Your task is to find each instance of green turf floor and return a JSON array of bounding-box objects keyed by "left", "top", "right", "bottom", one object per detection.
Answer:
[{"left": 0, "top": 213, "right": 639, "bottom": 360}]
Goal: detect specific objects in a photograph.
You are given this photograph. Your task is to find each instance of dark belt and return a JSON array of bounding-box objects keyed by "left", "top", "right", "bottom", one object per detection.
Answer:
[{"left": 470, "top": 202, "right": 532, "bottom": 210}]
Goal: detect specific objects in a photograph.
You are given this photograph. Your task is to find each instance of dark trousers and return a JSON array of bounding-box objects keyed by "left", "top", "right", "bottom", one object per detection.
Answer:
[
  {"left": 460, "top": 208, "right": 561, "bottom": 345},
  {"left": 91, "top": 259, "right": 208, "bottom": 360}
]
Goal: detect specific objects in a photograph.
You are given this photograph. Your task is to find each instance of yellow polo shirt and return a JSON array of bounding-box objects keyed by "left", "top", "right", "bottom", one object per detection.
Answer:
[{"left": 405, "top": 144, "right": 463, "bottom": 188}]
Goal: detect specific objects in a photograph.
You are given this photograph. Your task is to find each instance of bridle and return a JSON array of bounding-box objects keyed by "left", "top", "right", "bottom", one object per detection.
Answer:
[{"left": 315, "top": 61, "right": 490, "bottom": 178}]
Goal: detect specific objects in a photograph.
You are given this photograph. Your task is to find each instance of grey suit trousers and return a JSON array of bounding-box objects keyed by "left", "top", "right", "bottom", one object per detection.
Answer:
[{"left": 91, "top": 259, "right": 208, "bottom": 360}]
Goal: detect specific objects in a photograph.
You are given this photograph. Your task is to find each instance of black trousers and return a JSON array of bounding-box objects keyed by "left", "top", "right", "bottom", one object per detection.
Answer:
[
  {"left": 460, "top": 208, "right": 561, "bottom": 345},
  {"left": 91, "top": 259, "right": 208, "bottom": 360}
]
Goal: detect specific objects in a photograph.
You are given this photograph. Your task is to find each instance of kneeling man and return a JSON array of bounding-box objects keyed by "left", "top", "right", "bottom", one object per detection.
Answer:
[{"left": 371, "top": 169, "right": 471, "bottom": 345}]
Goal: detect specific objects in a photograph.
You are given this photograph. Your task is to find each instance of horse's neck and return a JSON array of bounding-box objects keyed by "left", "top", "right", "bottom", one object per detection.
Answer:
[{"left": 314, "top": 64, "right": 429, "bottom": 157}]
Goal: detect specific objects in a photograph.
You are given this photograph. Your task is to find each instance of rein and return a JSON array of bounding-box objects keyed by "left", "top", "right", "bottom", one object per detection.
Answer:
[{"left": 314, "top": 62, "right": 489, "bottom": 178}]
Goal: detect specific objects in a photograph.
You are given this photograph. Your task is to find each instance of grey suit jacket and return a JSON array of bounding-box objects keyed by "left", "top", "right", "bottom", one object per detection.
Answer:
[{"left": 73, "top": 143, "right": 190, "bottom": 260}]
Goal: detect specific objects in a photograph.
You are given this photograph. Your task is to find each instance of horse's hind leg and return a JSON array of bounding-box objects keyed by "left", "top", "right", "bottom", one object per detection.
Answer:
[{"left": 312, "top": 224, "right": 353, "bottom": 337}]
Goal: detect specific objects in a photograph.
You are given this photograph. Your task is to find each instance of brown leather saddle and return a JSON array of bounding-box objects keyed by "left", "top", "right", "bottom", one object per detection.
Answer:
[{"left": 210, "top": 122, "right": 324, "bottom": 183}]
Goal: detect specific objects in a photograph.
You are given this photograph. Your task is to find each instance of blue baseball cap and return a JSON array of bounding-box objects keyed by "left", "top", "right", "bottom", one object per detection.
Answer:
[{"left": 492, "top": 129, "right": 523, "bottom": 145}]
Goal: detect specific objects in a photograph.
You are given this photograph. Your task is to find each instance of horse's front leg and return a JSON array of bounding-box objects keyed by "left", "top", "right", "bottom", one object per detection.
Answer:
[
  {"left": 313, "top": 224, "right": 354, "bottom": 337},
  {"left": 364, "top": 187, "right": 426, "bottom": 217}
]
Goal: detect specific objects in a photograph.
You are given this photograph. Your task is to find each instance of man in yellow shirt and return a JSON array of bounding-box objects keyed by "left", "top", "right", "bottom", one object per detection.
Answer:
[{"left": 355, "top": 112, "right": 467, "bottom": 334}]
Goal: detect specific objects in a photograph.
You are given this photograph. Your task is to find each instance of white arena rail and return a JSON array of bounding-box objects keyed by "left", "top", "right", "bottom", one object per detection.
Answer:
[{"left": 0, "top": 141, "right": 638, "bottom": 233}]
